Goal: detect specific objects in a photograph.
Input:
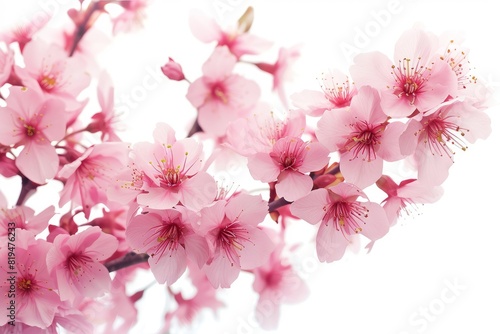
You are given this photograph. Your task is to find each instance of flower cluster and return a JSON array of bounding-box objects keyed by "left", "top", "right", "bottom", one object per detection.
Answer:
[{"left": 0, "top": 2, "right": 493, "bottom": 333}]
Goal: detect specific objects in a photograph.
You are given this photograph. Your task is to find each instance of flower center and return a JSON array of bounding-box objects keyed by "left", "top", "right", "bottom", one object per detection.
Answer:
[
  {"left": 421, "top": 112, "right": 469, "bottom": 158},
  {"left": 345, "top": 121, "right": 385, "bottom": 161},
  {"left": 270, "top": 137, "right": 308, "bottom": 171},
  {"left": 18, "top": 278, "right": 33, "bottom": 291},
  {"left": 39, "top": 74, "right": 57, "bottom": 92},
  {"left": 391, "top": 58, "right": 429, "bottom": 105},
  {"left": 323, "top": 200, "right": 369, "bottom": 239},
  {"left": 66, "top": 253, "right": 92, "bottom": 276},
  {"left": 212, "top": 85, "right": 228, "bottom": 104},
  {"left": 320, "top": 74, "right": 355, "bottom": 108},
  {"left": 24, "top": 124, "right": 36, "bottom": 137},
  {"left": 217, "top": 221, "right": 252, "bottom": 266}
]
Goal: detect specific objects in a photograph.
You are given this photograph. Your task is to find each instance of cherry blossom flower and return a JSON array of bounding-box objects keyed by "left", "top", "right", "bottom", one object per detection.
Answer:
[
  {"left": 376, "top": 175, "right": 443, "bottom": 225},
  {"left": 350, "top": 27, "right": 458, "bottom": 118},
  {"left": 291, "top": 183, "right": 390, "bottom": 262},
  {"left": 252, "top": 241, "right": 308, "bottom": 330},
  {"left": 111, "top": 0, "right": 150, "bottom": 34},
  {"left": 0, "top": 229, "right": 61, "bottom": 328},
  {"left": 14, "top": 40, "right": 91, "bottom": 110},
  {"left": 317, "top": 86, "right": 404, "bottom": 188},
  {"left": 58, "top": 142, "right": 130, "bottom": 218},
  {"left": 248, "top": 136, "right": 330, "bottom": 201},
  {"left": 225, "top": 108, "right": 306, "bottom": 157},
  {"left": 163, "top": 265, "right": 224, "bottom": 330},
  {"left": 186, "top": 46, "right": 260, "bottom": 136},
  {"left": 0, "top": 86, "right": 66, "bottom": 184},
  {"left": 255, "top": 45, "right": 301, "bottom": 107},
  {"left": 132, "top": 123, "right": 216, "bottom": 210},
  {"left": 126, "top": 207, "right": 209, "bottom": 285},
  {"left": 46, "top": 226, "right": 119, "bottom": 303},
  {"left": 399, "top": 99, "right": 491, "bottom": 185},
  {"left": 0, "top": 205, "right": 54, "bottom": 239},
  {"left": 291, "top": 69, "right": 357, "bottom": 117},
  {"left": 0, "top": 14, "right": 50, "bottom": 51},
  {"left": 189, "top": 9, "right": 272, "bottom": 59},
  {"left": 86, "top": 71, "right": 122, "bottom": 142},
  {"left": 199, "top": 193, "right": 274, "bottom": 288}
]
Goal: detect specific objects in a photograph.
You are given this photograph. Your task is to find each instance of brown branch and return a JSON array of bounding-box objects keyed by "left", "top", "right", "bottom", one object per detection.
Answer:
[{"left": 105, "top": 252, "right": 149, "bottom": 272}]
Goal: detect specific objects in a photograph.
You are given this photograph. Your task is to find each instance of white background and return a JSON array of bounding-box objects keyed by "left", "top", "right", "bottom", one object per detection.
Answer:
[{"left": 1, "top": 0, "right": 500, "bottom": 333}]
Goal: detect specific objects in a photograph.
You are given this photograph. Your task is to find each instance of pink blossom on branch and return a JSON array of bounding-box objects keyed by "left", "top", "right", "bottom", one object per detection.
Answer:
[
  {"left": 317, "top": 86, "right": 404, "bottom": 189},
  {"left": 399, "top": 99, "right": 491, "bottom": 185},
  {"left": 350, "top": 27, "right": 458, "bottom": 118},
  {"left": 248, "top": 136, "right": 330, "bottom": 201},
  {"left": 225, "top": 109, "right": 306, "bottom": 157},
  {"left": 46, "top": 226, "right": 119, "bottom": 303},
  {"left": 0, "top": 86, "right": 66, "bottom": 184},
  {"left": 126, "top": 207, "right": 209, "bottom": 285},
  {"left": 58, "top": 142, "right": 130, "bottom": 218},
  {"left": 132, "top": 123, "right": 217, "bottom": 210},
  {"left": 189, "top": 8, "right": 272, "bottom": 59},
  {"left": 291, "top": 183, "right": 390, "bottom": 262},
  {"left": 291, "top": 69, "right": 357, "bottom": 117},
  {"left": 199, "top": 193, "right": 274, "bottom": 288},
  {"left": 14, "top": 40, "right": 91, "bottom": 111},
  {"left": 252, "top": 240, "right": 308, "bottom": 330},
  {"left": 186, "top": 46, "right": 260, "bottom": 136},
  {"left": 86, "top": 71, "right": 122, "bottom": 142},
  {"left": 376, "top": 175, "right": 444, "bottom": 226},
  {"left": 0, "top": 229, "right": 61, "bottom": 328}
]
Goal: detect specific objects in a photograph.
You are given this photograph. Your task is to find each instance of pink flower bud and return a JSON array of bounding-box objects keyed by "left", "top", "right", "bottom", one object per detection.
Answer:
[{"left": 161, "top": 57, "right": 185, "bottom": 81}]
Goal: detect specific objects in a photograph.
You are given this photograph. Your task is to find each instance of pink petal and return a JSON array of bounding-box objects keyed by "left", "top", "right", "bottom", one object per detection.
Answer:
[
  {"left": 290, "top": 188, "right": 329, "bottom": 224},
  {"left": 239, "top": 227, "right": 274, "bottom": 269},
  {"left": 184, "top": 233, "right": 210, "bottom": 268},
  {"left": 380, "top": 89, "right": 418, "bottom": 118},
  {"left": 316, "top": 222, "right": 350, "bottom": 262},
  {"left": 359, "top": 202, "right": 390, "bottom": 241},
  {"left": 126, "top": 213, "right": 161, "bottom": 253},
  {"left": 298, "top": 141, "right": 330, "bottom": 172},
  {"left": 189, "top": 10, "right": 222, "bottom": 43},
  {"left": 290, "top": 89, "right": 332, "bottom": 117},
  {"left": 415, "top": 146, "right": 453, "bottom": 185},
  {"left": 394, "top": 28, "right": 437, "bottom": 66},
  {"left": 316, "top": 108, "right": 353, "bottom": 151},
  {"left": 399, "top": 119, "right": 421, "bottom": 156},
  {"left": 225, "top": 193, "right": 267, "bottom": 226},
  {"left": 230, "top": 33, "right": 273, "bottom": 58},
  {"left": 199, "top": 201, "right": 226, "bottom": 234},
  {"left": 377, "top": 121, "right": 407, "bottom": 162},
  {"left": 202, "top": 46, "right": 237, "bottom": 79},
  {"left": 415, "top": 59, "right": 457, "bottom": 111},
  {"left": 247, "top": 152, "right": 280, "bottom": 183},
  {"left": 204, "top": 253, "right": 240, "bottom": 288},
  {"left": 38, "top": 99, "right": 68, "bottom": 141},
  {"left": 350, "top": 51, "right": 394, "bottom": 90},
  {"left": 340, "top": 153, "right": 383, "bottom": 189},
  {"left": 153, "top": 122, "right": 177, "bottom": 146},
  {"left": 180, "top": 171, "right": 217, "bottom": 211},
  {"left": 186, "top": 77, "right": 211, "bottom": 108},
  {"left": 137, "top": 186, "right": 180, "bottom": 209},
  {"left": 255, "top": 296, "right": 281, "bottom": 330},
  {"left": 197, "top": 101, "right": 233, "bottom": 136},
  {"left": 275, "top": 170, "right": 313, "bottom": 202},
  {"left": 224, "top": 74, "right": 260, "bottom": 109},
  {"left": 149, "top": 247, "right": 187, "bottom": 285},
  {"left": 17, "top": 141, "right": 59, "bottom": 184}
]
